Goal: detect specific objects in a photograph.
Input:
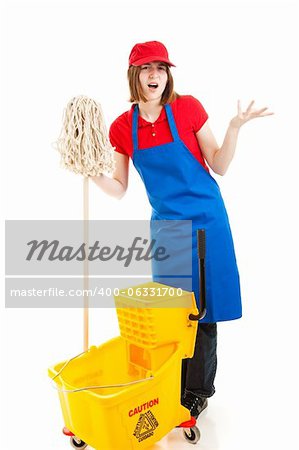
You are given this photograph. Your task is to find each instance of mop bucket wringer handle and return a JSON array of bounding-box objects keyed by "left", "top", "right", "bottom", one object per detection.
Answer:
[{"left": 189, "top": 229, "right": 207, "bottom": 321}]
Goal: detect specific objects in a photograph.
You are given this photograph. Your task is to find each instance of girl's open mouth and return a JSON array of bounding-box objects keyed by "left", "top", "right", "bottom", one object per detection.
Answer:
[{"left": 148, "top": 83, "right": 159, "bottom": 89}]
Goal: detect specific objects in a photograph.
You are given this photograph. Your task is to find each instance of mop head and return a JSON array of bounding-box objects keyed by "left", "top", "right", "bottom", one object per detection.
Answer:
[{"left": 55, "top": 96, "right": 115, "bottom": 176}]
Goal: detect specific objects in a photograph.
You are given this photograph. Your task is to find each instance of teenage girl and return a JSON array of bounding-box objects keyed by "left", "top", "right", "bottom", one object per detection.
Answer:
[{"left": 92, "top": 40, "right": 273, "bottom": 418}]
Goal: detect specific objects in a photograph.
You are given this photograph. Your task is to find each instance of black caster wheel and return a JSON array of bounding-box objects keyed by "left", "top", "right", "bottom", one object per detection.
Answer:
[
  {"left": 183, "top": 425, "right": 201, "bottom": 444},
  {"left": 70, "top": 436, "right": 87, "bottom": 449}
]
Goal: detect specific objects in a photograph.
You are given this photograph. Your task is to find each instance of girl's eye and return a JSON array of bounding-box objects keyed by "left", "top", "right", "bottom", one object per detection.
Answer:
[{"left": 158, "top": 66, "right": 167, "bottom": 71}]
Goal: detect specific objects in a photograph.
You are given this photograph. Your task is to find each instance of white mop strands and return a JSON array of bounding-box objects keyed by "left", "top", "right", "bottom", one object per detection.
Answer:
[{"left": 56, "top": 95, "right": 115, "bottom": 176}]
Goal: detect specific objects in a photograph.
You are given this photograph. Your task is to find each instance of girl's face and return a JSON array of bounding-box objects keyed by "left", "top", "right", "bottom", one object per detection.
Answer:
[{"left": 139, "top": 61, "right": 168, "bottom": 102}]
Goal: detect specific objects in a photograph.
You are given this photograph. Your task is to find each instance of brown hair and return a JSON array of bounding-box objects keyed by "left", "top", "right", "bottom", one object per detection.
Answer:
[{"left": 127, "top": 64, "right": 179, "bottom": 105}]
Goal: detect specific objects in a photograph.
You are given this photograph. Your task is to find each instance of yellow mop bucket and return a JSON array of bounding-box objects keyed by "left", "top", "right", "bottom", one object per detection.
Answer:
[{"left": 49, "top": 282, "right": 199, "bottom": 450}]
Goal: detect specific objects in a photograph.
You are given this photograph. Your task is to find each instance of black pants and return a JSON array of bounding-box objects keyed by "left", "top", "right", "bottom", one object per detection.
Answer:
[{"left": 181, "top": 323, "right": 217, "bottom": 399}]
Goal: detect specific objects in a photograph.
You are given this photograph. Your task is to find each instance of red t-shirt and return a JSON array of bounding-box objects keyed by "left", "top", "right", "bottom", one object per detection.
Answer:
[{"left": 109, "top": 95, "right": 210, "bottom": 172}]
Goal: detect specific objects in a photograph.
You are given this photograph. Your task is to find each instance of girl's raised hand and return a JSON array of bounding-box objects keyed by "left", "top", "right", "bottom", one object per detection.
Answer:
[{"left": 230, "top": 100, "right": 274, "bottom": 129}]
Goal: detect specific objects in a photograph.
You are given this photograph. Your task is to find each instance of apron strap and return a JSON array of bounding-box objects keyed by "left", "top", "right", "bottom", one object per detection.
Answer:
[
  {"left": 132, "top": 104, "right": 139, "bottom": 153},
  {"left": 132, "top": 103, "right": 180, "bottom": 154},
  {"left": 164, "top": 104, "right": 180, "bottom": 142}
]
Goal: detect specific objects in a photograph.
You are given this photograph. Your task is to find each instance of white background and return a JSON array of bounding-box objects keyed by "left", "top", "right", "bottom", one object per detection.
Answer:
[{"left": 1, "top": 1, "right": 299, "bottom": 449}]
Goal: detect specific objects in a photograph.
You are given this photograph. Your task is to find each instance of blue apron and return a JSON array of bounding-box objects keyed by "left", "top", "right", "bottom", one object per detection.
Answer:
[{"left": 132, "top": 103, "right": 242, "bottom": 323}]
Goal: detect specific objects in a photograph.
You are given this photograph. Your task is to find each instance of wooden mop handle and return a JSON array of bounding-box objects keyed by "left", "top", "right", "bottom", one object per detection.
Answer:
[{"left": 83, "top": 176, "right": 89, "bottom": 351}]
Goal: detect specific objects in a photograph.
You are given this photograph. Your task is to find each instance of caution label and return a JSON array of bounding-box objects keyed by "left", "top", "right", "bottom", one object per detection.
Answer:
[{"left": 133, "top": 410, "right": 159, "bottom": 442}]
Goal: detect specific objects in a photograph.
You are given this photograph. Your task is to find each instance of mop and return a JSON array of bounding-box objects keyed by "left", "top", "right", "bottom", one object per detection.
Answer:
[{"left": 55, "top": 96, "right": 115, "bottom": 351}]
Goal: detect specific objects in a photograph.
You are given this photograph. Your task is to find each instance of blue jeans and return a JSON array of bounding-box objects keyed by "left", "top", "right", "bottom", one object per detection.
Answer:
[{"left": 181, "top": 323, "right": 217, "bottom": 398}]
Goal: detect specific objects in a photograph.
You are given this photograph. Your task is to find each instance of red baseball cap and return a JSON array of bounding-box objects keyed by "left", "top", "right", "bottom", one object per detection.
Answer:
[{"left": 129, "top": 41, "right": 175, "bottom": 67}]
